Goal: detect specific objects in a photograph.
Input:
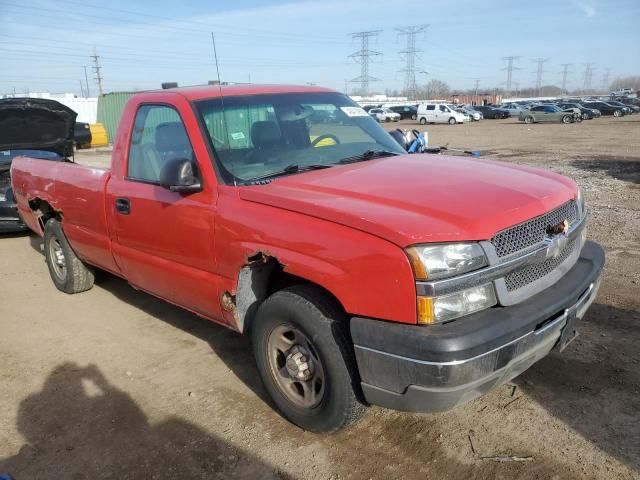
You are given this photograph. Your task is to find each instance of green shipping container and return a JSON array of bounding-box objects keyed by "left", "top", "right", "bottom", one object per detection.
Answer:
[{"left": 96, "top": 92, "right": 135, "bottom": 143}]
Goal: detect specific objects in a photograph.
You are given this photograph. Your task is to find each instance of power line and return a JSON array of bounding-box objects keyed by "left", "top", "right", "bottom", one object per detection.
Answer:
[
  {"left": 348, "top": 30, "right": 382, "bottom": 95},
  {"left": 91, "top": 48, "right": 104, "bottom": 95},
  {"left": 559, "top": 63, "right": 571, "bottom": 93},
  {"left": 396, "top": 25, "right": 429, "bottom": 99},
  {"left": 501, "top": 56, "right": 520, "bottom": 94},
  {"left": 583, "top": 63, "right": 595, "bottom": 91},
  {"left": 532, "top": 57, "right": 550, "bottom": 95}
]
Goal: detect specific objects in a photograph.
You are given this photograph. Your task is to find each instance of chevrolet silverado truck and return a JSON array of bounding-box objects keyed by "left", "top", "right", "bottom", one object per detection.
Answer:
[{"left": 11, "top": 85, "right": 604, "bottom": 432}]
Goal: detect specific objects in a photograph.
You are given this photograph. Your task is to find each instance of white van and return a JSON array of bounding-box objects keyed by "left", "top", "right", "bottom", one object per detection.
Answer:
[{"left": 417, "top": 103, "right": 467, "bottom": 125}]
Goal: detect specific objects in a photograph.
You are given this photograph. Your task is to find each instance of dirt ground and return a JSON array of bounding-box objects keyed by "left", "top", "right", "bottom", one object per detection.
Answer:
[{"left": 1, "top": 116, "right": 639, "bottom": 480}]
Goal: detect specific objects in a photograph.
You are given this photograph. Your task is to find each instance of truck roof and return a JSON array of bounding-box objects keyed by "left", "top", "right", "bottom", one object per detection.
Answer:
[{"left": 138, "top": 84, "right": 337, "bottom": 101}]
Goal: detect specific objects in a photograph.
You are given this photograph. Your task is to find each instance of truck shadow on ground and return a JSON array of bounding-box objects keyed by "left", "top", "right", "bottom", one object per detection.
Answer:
[
  {"left": 571, "top": 158, "right": 640, "bottom": 184},
  {"left": 0, "top": 362, "right": 291, "bottom": 480},
  {"left": 516, "top": 303, "right": 640, "bottom": 472}
]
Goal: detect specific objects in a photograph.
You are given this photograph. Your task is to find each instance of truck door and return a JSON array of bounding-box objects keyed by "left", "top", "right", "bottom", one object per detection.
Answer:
[{"left": 106, "top": 102, "right": 223, "bottom": 321}]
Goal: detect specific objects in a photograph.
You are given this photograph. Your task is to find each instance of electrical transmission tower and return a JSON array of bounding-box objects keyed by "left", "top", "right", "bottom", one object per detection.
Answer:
[
  {"left": 396, "top": 25, "right": 429, "bottom": 99},
  {"left": 348, "top": 30, "right": 382, "bottom": 95},
  {"left": 583, "top": 63, "right": 595, "bottom": 91},
  {"left": 601, "top": 68, "right": 611, "bottom": 92},
  {"left": 474, "top": 79, "right": 480, "bottom": 96},
  {"left": 501, "top": 56, "right": 520, "bottom": 94},
  {"left": 559, "top": 63, "right": 571, "bottom": 93},
  {"left": 91, "top": 48, "right": 104, "bottom": 96},
  {"left": 532, "top": 57, "right": 550, "bottom": 95}
]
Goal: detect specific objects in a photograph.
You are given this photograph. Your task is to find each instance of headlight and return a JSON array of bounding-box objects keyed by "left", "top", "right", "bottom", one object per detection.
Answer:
[
  {"left": 417, "top": 283, "right": 497, "bottom": 324},
  {"left": 576, "top": 187, "right": 586, "bottom": 218},
  {"left": 406, "top": 243, "right": 488, "bottom": 280}
]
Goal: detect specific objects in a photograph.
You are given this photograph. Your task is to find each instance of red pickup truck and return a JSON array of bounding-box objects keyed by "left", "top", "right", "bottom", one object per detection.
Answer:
[{"left": 11, "top": 85, "right": 604, "bottom": 432}]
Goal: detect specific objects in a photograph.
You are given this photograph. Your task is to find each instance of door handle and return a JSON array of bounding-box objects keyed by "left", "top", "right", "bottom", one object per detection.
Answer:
[{"left": 115, "top": 197, "right": 131, "bottom": 215}]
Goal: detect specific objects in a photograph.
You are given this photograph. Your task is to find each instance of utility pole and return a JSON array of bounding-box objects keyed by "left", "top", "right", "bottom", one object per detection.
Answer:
[
  {"left": 396, "top": 25, "right": 429, "bottom": 100},
  {"left": 83, "top": 65, "right": 91, "bottom": 97},
  {"left": 559, "top": 63, "right": 571, "bottom": 93},
  {"left": 532, "top": 57, "right": 550, "bottom": 96},
  {"left": 79, "top": 80, "right": 85, "bottom": 98},
  {"left": 348, "top": 30, "right": 382, "bottom": 96},
  {"left": 601, "top": 68, "right": 611, "bottom": 92},
  {"left": 501, "top": 56, "right": 520, "bottom": 94},
  {"left": 583, "top": 63, "right": 595, "bottom": 91},
  {"left": 91, "top": 48, "right": 104, "bottom": 96},
  {"left": 474, "top": 79, "right": 480, "bottom": 96}
]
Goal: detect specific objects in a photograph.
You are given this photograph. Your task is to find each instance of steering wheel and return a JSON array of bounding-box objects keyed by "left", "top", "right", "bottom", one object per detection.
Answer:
[{"left": 311, "top": 134, "right": 341, "bottom": 147}]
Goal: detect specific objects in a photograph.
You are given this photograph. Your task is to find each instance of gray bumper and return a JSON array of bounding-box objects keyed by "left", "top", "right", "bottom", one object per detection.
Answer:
[{"left": 351, "top": 241, "right": 604, "bottom": 413}]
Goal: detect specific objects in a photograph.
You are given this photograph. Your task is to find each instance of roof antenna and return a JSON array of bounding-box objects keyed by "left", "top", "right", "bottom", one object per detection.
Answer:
[{"left": 211, "top": 32, "right": 235, "bottom": 185}]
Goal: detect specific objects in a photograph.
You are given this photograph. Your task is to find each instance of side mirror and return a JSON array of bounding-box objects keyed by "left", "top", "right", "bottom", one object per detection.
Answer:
[
  {"left": 388, "top": 128, "right": 412, "bottom": 151},
  {"left": 159, "top": 158, "right": 202, "bottom": 193}
]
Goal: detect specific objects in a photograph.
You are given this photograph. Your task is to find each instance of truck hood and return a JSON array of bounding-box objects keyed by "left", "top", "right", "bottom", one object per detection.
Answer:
[
  {"left": 0, "top": 98, "right": 77, "bottom": 157},
  {"left": 238, "top": 154, "right": 577, "bottom": 247}
]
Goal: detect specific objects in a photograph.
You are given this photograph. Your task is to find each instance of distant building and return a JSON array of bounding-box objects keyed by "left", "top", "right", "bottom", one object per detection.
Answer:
[{"left": 0, "top": 92, "right": 98, "bottom": 123}]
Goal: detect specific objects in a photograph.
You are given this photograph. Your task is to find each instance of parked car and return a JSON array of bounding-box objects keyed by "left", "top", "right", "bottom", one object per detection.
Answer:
[
  {"left": 460, "top": 106, "right": 483, "bottom": 121},
  {"left": 11, "top": 85, "right": 604, "bottom": 433},
  {"left": 518, "top": 105, "right": 577, "bottom": 124},
  {"left": 499, "top": 103, "right": 527, "bottom": 117},
  {"left": 582, "top": 101, "right": 626, "bottom": 117},
  {"left": 369, "top": 107, "right": 400, "bottom": 122},
  {"left": 388, "top": 105, "right": 418, "bottom": 120},
  {"left": 472, "top": 105, "right": 508, "bottom": 119},
  {"left": 0, "top": 98, "right": 77, "bottom": 233},
  {"left": 417, "top": 103, "right": 466, "bottom": 124},
  {"left": 556, "top": 103, "right": 599, "bottom": 120},
  {"left": 605, "top": 101, "right": 635, "bottom": 115}
]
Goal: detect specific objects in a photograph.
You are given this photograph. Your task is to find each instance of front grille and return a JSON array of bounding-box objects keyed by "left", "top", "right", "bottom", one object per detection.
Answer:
[
  {"left": 505, "top": 238, "right": 577, "bottom": 291},
  {"left": 492, "top": 200, "right": 578, "bottom": 258}
]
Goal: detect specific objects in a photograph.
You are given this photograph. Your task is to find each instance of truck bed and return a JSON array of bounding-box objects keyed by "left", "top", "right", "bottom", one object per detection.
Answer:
[{"left": 11, "top": 156, "right": 119, "bottom": 274}]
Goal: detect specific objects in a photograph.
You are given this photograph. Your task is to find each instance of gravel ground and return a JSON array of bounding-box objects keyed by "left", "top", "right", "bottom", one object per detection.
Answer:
[{"left": 1, "top": 115, "right": 638, "bottom": 480}]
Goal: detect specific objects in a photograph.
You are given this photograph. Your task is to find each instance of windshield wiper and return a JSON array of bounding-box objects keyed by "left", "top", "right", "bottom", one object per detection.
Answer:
[
  {"left": 243, "top": 163, "right": 333, "bottom": 185},
  {"left": 337, "top": 150, "right": 400, "bottom": 164}
]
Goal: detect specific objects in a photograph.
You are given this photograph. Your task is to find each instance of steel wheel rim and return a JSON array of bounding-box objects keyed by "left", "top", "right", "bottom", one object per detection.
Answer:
[
  {"left": 48, "top": 236, "right": 67, "bottom": 281},
  {"left": 266, "top": 324, "right": 325, "bottom": 409}
]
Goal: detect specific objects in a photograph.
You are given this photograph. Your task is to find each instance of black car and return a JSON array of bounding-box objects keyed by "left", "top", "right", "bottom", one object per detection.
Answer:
[
  {"left": 606, "top": 100, "right": 635, "bottom": 114},
  {"left": 388, "top": 105, "right": 418, "bottom": 120},
  {"left": 556, "top": 103, "right": 600, "bottom": 120},
  {"left": 0, "top": 98, "right": 76, "bottom": 233},
  {"left": 473, "top": 105, "right": 508, "bottom": 119},
  {"left": 582, "top": 101, "right": 626, "bottom": 117}
]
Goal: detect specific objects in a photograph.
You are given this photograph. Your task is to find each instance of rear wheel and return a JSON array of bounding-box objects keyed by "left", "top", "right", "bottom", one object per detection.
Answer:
[
  {"left": 613, "top": 110, "right": 622, "bottom": 117},
  {"left": 44, "top": 218, "right": 94, "bottom": 293},
  {"left": 562, "top": 115, "right": 572, "bottom": 124},
  {"left": 419, "top": 117, "right": 427, "bottom": 125},
  {"left": 411, "top": 114, "right": 417, "bottom": 121},
  {"left": 252, "top": 285, "right": 365, "bottom": 433},
  {"left": 448, "top": 117, "right": 456, "bottom": 125},
  {"left": 524, "top": 116, "right": 534, "bottom": 124}
]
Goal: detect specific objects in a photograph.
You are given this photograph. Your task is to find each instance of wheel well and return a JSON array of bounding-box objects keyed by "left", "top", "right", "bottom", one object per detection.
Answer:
[
  {"left": 233, "top": 253, "right": 346, "bottom": 333},
  {"left": 28, "top": 198, "right": 61, "bottom": 233}
]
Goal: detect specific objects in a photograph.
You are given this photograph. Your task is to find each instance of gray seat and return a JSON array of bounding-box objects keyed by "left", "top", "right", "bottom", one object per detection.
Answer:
[{"left": 248, "top": 121, "right": 284, "bottom": 164}]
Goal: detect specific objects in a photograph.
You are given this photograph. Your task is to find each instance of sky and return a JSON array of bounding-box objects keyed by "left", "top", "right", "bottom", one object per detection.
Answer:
[{"left": 1, "top": 0, "right": 639, "bottom": 96}]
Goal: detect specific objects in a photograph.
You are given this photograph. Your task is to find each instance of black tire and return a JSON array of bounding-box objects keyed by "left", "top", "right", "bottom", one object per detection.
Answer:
[
  {"left": 613, "top": 110, "right": 622, "bottom": 117},
  {"left": 43, "top": 218, "right": 95, "bottom": 294},
  {"left": 448, "top": 117, "right": 456, "bottom": 125},
  {"left": 561, "top": 115, "right": 572, "bottom": 124},
  {"left": 583, "top": 112, "right": 591, "bottom": 120},
  {"left": 524, "top": 115, "right": 534, "bottom": 124},
  {"left": 419, "top": 117, "right": 427, "bottom": 125},
  {"left": 252, "top": 285, "right": 366, "bottom": 433}
]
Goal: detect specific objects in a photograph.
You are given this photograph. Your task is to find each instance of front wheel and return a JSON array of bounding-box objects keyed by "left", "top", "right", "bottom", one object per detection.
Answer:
[
  {"left": 448, "top": 117, "right": 456, "bottom": 125},
  {"left": 613, "top": 110, "right": 622, "bottom": 117},
  {"left": 524, "top": 116, "right": 534, "bottom": 124},
  {"left": 252, "top": 285, "right": 366, "bottom": 433},
  {"left": 44, "top": 218, "right": 95, "bottom": 293},
  {"left": 562, "top": 115, "right": 572, "bottom": 124}
]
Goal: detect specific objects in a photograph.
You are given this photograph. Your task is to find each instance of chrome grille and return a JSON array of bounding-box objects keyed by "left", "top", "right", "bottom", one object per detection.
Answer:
[
  {"left": 492, "top": 201, "right": 578, "bottom": 258},
  {"left": 505, "top": 238, "right": 577, "bottom": 291}
]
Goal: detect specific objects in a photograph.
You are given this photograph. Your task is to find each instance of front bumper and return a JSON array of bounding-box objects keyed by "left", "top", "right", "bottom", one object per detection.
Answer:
[
  {"left": 0, "top": 201, "right": 28, "bottom": 233},
  {"left": 351, "top": 241, "right": 604, "bottom": 413}
]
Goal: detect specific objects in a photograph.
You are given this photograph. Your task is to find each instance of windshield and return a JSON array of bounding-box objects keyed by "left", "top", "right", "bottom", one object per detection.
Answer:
[
  {"left": 194, "top": 92, "right": 404, "bottom": 184},
  {"left": 0, "top": 149, "right": 61, "bottom": 165}
]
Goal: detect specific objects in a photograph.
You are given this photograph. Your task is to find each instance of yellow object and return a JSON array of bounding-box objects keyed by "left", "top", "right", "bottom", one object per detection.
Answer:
[
  {"left": 405, "top": 247, "right": 428, "bottom": 280},
  {"left": 89, "top": 123, "right": 109, "bottom": 147},
  {"left": 417, "top": 296, "right": 435, "bottom": 324},
  {"left": 309, "top": 135, "right": 337, "bottom": 147}
]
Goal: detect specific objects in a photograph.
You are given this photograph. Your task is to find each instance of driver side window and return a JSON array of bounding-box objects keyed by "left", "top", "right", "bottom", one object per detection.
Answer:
[{"left": 128, "top": 105, "right": 193, "bottom": 183}]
